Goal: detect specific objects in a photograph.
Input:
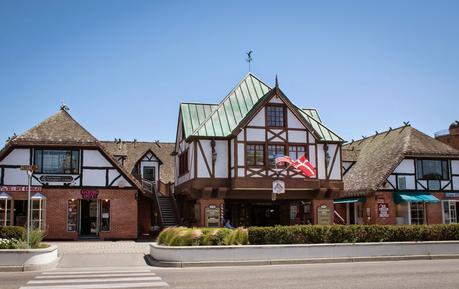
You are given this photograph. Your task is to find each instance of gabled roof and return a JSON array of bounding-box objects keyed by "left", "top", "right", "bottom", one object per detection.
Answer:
[
  {"left": 14, "top": 109, "right": 97, "bottom": 145},
  {"left": 101, "top": 141, "right": 175, "bottom": 183},
  {"left": 179, "top": 73, "right": 342, "bottom": 142},
  {"left": 342, "top": 125, "right": 459, "bottom": 197}
]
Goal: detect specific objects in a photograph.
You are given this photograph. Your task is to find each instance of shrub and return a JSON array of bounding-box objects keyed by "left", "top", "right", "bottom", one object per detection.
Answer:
[
  {"left": 157, "top": 227, "right": 248, "bottom": 246},
  {"left": 248, "top": 224, "right": 459, "bottom": 245},
  {"left": 28, "top": 230, "right": 46, "bottom": 249},
  {"left": 0, "top": 226, "right": 25, "bottom": 240}
]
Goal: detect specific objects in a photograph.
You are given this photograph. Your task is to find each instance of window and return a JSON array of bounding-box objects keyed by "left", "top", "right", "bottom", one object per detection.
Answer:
[
  {"left": 266, "top": 105, "right": 285, "bottom": 127},
  {"left": 410, "top": 202, "right": 425, "bottom": 225},
  {"left": 31, "top": 199, "right": 45, "bottom": 230},
  {"left": 246, "top": 144, "right": 265, "bottom": 166},
  {"left": 67, "top": 199, "right": 78, "bottom": 231},
  {"left": 143, "top": 166, "right": 156, "bottom": 181},
  {"left": 100, "top": 200, "right": 110, "bottom": 231},
  {"left": 0, "top": 197, "right": 11, "bottom": 227},
  {"left": 179, "top": 150, "right": 189, "bottom": 175},
  {"left": 268, "top": 144, "right": 285, "bottom": 166},
  {"left": 289, "top": 145, "right": 306, "bottom": 160},
  {"left": 443, "top": 201, "right": 458, "bottom": 224},
  {"left": 34, "top": 149, "right": 80, "bottom": 174},
  {"left": 416, "top": 160, "right": 449, "bottom": 180}
]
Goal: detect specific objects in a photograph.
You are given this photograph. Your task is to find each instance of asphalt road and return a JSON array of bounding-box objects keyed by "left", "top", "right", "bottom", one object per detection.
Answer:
[{"left": 1, "top": 259, "right": 459, "bottom": 289}]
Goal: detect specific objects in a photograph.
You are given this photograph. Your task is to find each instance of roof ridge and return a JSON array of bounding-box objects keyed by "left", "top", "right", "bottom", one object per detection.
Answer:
[
  {"left": 189, "top": 73, "right": 271, "bottom": 137},
  {"left": 180, "top": 102, "right": 218, "bottom": 106}
]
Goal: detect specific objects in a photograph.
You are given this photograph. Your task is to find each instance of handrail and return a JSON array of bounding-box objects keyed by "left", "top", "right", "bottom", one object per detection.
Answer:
[
  {"left": 168, "top": 183, "right": 181, "bottom": 225},
  {"left": 142, "top": 179, "right": 164, "bottom": 228},
  {"left": 334, "top": 210, "right": 346, "bottom": 225}
]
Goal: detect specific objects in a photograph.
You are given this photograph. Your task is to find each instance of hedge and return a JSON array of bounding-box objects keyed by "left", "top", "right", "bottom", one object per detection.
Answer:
[
  {"left": 0, "top": 226, "right": 26, "bottom": 240},
  {"left": 248, "top": 224, "right": 459, "bottom": 244},
  {"left": 157, "top": 227, "right": 248, "bottom": 246}
]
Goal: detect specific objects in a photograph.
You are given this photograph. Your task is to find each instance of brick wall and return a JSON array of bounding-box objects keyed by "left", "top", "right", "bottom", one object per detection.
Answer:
[
  {"left": 196, "top": 198, "right": 224, "bottom": 227},
  {"left": 364, "top": 192, "right": 396, "bottom": 225}
]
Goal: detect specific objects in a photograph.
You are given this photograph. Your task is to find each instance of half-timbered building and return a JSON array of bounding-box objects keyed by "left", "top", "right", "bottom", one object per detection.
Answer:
[
  {"left": 0, "top": 108, "right": 175, "bottom": 239},
  {"left": 174, "top": 73, "right": 344, "bottom": 227},
  {"left": 339, "top": 125, "right": 459, "bottom": 225}
]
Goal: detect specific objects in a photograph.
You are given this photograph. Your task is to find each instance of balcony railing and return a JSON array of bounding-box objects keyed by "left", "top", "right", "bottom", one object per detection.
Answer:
[
  {"left": 141, "top": 179, "right": 157, "bottom": 194},
  {"left": 435, "top": 129, "right": 449, "bottom": 138}
]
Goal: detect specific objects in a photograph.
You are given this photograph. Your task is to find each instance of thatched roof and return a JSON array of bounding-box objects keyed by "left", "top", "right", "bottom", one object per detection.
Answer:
[
  {"left": 342, "top": 125, "right": 459, "bottom": 197},
  {"left": 101, "top": 141, "right": 175, "bottom": 184}
]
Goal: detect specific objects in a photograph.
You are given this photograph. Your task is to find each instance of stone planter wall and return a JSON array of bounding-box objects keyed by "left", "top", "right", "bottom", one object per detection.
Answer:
[{"left": 0, "top": 245, "right": 59, "bottom": 271}]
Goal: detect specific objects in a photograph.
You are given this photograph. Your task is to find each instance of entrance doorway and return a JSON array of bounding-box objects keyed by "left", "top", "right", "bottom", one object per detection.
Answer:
[
  {"left": 80, "top": 200, "right": 99, "bottom": 236},
  {"left": 14, "top": 200, "right": 28, "bottom": 227},
  {"left": 251, "top": 204, "right": 280, "bottom": 226}
]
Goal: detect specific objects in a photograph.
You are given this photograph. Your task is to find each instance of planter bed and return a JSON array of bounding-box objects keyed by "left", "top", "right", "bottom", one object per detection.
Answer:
[
  {"left": 149, "top": 241, "right": 459, "bottom": 267},
  {"left": 0, "top": 245, "right": 59, "bottom": 272}
]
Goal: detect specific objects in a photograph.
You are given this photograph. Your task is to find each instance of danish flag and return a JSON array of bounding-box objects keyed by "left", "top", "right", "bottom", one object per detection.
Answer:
[{"left": 275, "top": 154, "right": 316, "bottom": 177}]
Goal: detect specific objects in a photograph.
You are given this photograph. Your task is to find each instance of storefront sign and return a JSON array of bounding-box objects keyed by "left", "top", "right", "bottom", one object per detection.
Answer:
[
  {"left": 0, "top": 185, "right": 42, "bottom": 192},
  {"left": 205, "top": 205, "right": 220, "bottom": 228},
  {"left": 81, "top": 189, "right": 99, "bottom": 199},
  {"left": 39, "top": 175, "right": 74, "bottom": 183},
  {"left": 378, "top": 203, "right": 389, "bottom": 218},
  {"left": 317, "top": 205, "right": 331, "bottom": 225},
  {"left": 445, "top": 193, "right": 459, "bottom": 198},
  {"left": 272, "top": 179, "right": 285, "bottom": 194}
]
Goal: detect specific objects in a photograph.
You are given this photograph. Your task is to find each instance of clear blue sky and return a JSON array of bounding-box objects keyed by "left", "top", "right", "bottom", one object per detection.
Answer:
[{"left": 1, "top": 0, "right": 458, "bottom": 143}]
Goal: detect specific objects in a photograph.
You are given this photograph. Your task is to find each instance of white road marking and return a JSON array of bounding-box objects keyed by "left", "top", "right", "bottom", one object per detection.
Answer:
[
  {"left": 42, "top": 270, "right": 152, "bottom": 275},
  {"left": 28, "top": 276, "right": 162, "bottom": 284},
  {"left": 35, "top": 273, "right": 155, "bottom": 279},
  {"left": 19, "top": 282, "right": 169, "bottom": 289}
]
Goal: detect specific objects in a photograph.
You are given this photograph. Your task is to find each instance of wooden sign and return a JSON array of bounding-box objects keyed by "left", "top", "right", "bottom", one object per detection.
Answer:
[
  {"left": 317, "top": 205, "right": 331, "bottom": 225},
  {"left": 40, "top": 175, "right": 74, "bottom": 183},
  {"left": 81, "top": 189, "right": 99, "bottom": 199}
]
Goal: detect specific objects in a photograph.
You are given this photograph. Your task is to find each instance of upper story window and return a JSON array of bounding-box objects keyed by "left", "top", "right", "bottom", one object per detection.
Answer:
[
  {"left": 266, "top": 105, "right": 286, "bottom": 127},
  {"left": 289, "top": 145, "right": 306, "bottom": 160},
  {"left": 178, "top": 150, "right": 189, "bottom": 175},
  {"left": 247, "top": 144, "right": 265, "bottom": 166},
  {"left": 268, "top": 144, "right": 285, "bottom": 166},
  {"left": 34, "top": 149, "right": 79, "bottom": 174},
  {"left": 416, "top": 159, "right": 449, "bottom": 180},
  {"left": 143, "top": 166, "right": 156, "bottom": 181}
]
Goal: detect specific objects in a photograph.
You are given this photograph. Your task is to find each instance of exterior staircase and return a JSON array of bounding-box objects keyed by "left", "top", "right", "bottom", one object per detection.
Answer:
[{"left": 157, "top": 196, "right": 178, "bottom": 227}]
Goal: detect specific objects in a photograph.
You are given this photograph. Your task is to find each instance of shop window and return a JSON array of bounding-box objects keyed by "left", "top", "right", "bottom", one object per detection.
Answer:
[
  {"left": 410, "top": 202, "right": 425, "bottom": 225},
  {"left": 289, "top": 145, "right": 306, "bottom": 160},
  {"left": 67, "top": 199, "right": 78, "bottom": 231},
  {"left": 179, "top": 150, "right": 189, "bottom": 175},
  {"left": 100, "top": 200, "right": 110, "bottom": 232},
  {"left": 0, "top": 193, "right": 12, "bottom": 227},
  {"left": 266, "top": 105, "right": 286, "bottom": 127},
  {"left": 289, "top": 205, "right": 298, "bottom": 220},
  {"left": 416, "top": 159, "right": 449, "bottom": 181},
  {"left": 246, "top": 144, "right": 265, "bottom": 166},
  {"left": 443, "top": 201, "right": 458, "bottom": 224},
  {"left": 268, "top": 145, "right": 285, "bottom": 167},
  {"left": 31, "top": 195, "right": 46, "bottom": 230},
  {"left": 143, "top": 166, "right": 156, "bottom": 181},
  {"left": 34, "top": 149, "right": 80, "bottom": 174}
]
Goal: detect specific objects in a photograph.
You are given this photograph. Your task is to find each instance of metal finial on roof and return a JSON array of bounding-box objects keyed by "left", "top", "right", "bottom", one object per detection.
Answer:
[
  {"left": 155, "top": 140, "right": 161, "bottom": 148},
  {"left": 375, "top": 131, "right": 379, "bottom": 135},
  {"left": 133, "top": 139, "right": 137, "bottom": 147},
  {"left": 246, "top": 51, "right": 253, "bottom": 72},
  {"left": 60, "top": 100, "right": 70, "bottom": 111},
  {"left": 275, "top": 75, "right": 280, "bottom": 97},
  {"left": 403, "top": 121, "right": 410, "bottom": 126}
]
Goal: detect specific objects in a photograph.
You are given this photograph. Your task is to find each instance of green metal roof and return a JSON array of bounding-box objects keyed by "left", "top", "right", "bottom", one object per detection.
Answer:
[{"left": 179, "top": 73, "right": 343, "bottom": 142}]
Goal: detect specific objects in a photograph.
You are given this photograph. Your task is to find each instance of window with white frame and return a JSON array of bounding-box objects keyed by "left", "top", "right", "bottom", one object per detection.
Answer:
[
  {"left": 410, "top": 202, "right": 425, "bottom": 225},
  {"left": 443, "top": 201, "right": 458, "bottom": 224},
  {"left": 0, "top": 195, "right": 12, "bottom": 227},
  {"left": 31, "top": 195, "right": 46, "bottom": 230}
]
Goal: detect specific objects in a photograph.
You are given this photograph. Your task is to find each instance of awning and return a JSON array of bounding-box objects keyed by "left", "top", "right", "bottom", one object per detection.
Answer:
[
  {"left": 333, "top": 197, "right": 366, "bottom": 204},
  {"left": 394, "top": 192, "right": 440, "bottom": 204}
]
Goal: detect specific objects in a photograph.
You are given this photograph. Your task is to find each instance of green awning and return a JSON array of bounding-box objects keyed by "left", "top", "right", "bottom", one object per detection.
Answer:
[
  {"left": 394, "top": 192, "right": 440, "bottom": 204},
  {"left": 333, "top": 198, "right": 365, "bottom": 204}
]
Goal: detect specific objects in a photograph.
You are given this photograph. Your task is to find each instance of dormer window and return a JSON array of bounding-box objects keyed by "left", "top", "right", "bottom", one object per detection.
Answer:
[{"left": 266, "top": 105, "right": 286, "bottom": 127}]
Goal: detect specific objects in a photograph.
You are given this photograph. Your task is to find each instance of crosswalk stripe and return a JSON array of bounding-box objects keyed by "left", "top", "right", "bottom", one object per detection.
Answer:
[
  {"left": 19, "top": 282, "right": 169, "bottom": 289},
  {"left": 42, "top": 270, "right": 152, "bottom": 275},
  {"left": 35, "top": 273, "right": 155, "bottom": 279},
  {"left": 28, "top": 276, "right": 162, "bottom": 284}
]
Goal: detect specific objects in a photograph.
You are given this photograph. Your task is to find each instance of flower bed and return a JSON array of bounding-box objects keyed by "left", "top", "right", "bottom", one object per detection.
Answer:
[{"left": 156, "top": 224, "right": 459, "bottom": 246}]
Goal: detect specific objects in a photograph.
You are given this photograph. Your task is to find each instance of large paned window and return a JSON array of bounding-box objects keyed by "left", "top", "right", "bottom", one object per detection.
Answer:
[
  {"left": 0, "top": 195, "right": 12, "bottom": 227},
  {"left": 178, "top": 150, "right": 189, "bottom": 175},
  {"left": 443, "top": 201, "right": 459, "bottom": 224},
  {"left": 31, "top": 198, "right": 45, "bottom": 230},
  {"left": 268, "top": 145, "right": 285, "bottom": 166},
  {"left": 143, "top": 166, "right": 156, "bottom": 181},
  {"left": 416, "top": 160, "right": 449, "bottom": 180},
  {"left": 246, "top": 144, "right": 265, "bottom": 166},
  {"left": 289, "top": 145, "right": 306, "bottom": 160},
  {"left": 34, "top": 149, "right": 80, "bottom": 174},
  {"left": 266, "top": 105, "right": 285, "bottom": 127},
  {"left": 100, "top": 200, "right": 110, "bottom": 232},
  {"left": 410, "top": 202, "right": 425, "bottom": 225}
]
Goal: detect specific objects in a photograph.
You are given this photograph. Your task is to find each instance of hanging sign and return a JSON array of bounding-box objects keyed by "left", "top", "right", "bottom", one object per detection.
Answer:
[
  {"left": 81, "top": 189, "right": 99, "bottom": 199},
  {"left": 378, "top": 203, "right": 389, "bottom": 218},
  {"left": 40, "top": 175, "right": 74, "bottom": 183},
  {"left": 272, "top": 179, "right": 285, "bottom": 194}
]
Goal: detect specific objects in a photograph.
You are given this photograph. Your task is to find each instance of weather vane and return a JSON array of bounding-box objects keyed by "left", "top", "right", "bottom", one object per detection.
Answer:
[{"left": 246, "top": 50, "right": 253, "bottom": 72}]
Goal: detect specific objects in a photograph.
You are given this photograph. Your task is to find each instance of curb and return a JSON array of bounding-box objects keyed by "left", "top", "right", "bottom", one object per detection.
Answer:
[{"left": 145, "top": 254, "right": 459, "bottom": 268}]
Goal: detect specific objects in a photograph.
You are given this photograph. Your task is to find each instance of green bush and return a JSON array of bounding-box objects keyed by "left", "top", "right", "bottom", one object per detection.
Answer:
[
  {"left": 0, "top": 226, "right": 26, "bottom": 240},
  {"left": 157, "top": 227, "right": 248, "bottom": 246},
  {"left": 29, "top": 230, "right": 46, "bottom": 249},
  {"left": 248, "top": 224, "right": 459, "bottom": 245}
]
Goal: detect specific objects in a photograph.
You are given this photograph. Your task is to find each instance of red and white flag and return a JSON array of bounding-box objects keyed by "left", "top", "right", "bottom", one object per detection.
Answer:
[
  {"left": 292, "top": 154, "right": 316, "bottom": 177},
  {"left": 274, "top": 156, "right": 294, "bottom": 166}
]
